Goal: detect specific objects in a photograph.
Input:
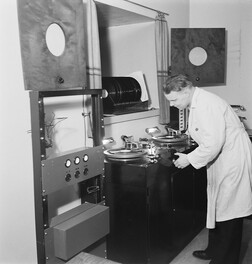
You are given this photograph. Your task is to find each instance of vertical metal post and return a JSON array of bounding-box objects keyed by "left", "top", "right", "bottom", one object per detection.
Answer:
[
  {"left": 29, "top": 91, "right": 48, "bottom": 264},
  {"left": 91, "top": 93, "right": 105, "bottom": 146}
]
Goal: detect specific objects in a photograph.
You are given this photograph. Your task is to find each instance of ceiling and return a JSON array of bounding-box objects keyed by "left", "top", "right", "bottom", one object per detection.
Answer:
[{"left": 94, "top": 1, "right": 155, "bottom": 27}]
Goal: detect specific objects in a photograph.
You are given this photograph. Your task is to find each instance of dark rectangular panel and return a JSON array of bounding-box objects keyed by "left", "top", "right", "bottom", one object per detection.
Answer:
[
  {"left": 42, "top": 146, "right": 104, "bottom": 195},
  {"left": 17, "top": 0, "right": 86, "bottom": 90},
  {"left": 171, "top": 28, "right": 226, "bottom": 87}
]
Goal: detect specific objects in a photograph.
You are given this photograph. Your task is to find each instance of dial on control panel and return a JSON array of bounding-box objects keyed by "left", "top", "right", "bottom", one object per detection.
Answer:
[
  {"left": 65, "top": 154, "right": 89, "bottom": 169},
  {"left": 65, "top": 173, "right": 71, "bottom": 182},
  {"left": 83, "top": 168, "right": 89, "bottom": 176},
  {"left": 75, "top": 171, "right": 80, "bottom": 178},
  {"left": 64, "top": 154, "right": 90, "bottom": 182},
  {"left": 74, "top": 156, "right": 80, "bottom": 165},
  {"left": 83, "top": 154, "right": 89, "bottom": 162},
  {"left": 65, "top": 159, "right": 71, "bottom": 168}
]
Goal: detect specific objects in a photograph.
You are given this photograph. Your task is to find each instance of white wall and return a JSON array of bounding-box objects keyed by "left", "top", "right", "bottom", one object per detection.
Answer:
[
  {"left": 0, "top": 1, "right": 37, "bottom": 263},
  {"left": 189, "top": 0, "right": 252, "bottom": 129},
  {"left": 133, "top": 0, "right": 252, "bottom": 129},
  {"left": 100, "top": 22, "right": 158, "bottom": 107},
  {"left": 239, "top": 0, "right": 252, "bottom": 129}
]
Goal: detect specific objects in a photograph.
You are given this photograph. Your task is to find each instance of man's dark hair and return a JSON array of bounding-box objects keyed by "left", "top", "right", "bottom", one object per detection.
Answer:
[{"left": 163, "top": 74, "right": 193, "bottom": 94}]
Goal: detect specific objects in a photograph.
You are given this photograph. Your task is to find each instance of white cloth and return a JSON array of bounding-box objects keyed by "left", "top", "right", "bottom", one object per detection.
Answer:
[{"left": 187, "top": 88, "right": 252, "bottom": 228}]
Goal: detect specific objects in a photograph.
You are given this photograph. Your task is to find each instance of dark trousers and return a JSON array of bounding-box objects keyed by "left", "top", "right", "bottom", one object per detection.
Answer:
[{"left": 205, "top": 218, "right": 243, "bottom": 264}]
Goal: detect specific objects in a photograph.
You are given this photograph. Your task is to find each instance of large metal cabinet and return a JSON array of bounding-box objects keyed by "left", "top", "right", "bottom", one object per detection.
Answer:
[{"left": 105, "top": 155, "right": 207, "bottom": 264}]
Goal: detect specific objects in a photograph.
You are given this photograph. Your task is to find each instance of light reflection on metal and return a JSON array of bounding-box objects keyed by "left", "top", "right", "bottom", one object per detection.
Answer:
[
  {"left": 145, "top": 126, "right": 161, "bottom": 137},
  {"left": 102, "top": 137, "right": 115, "bottom": 145}
]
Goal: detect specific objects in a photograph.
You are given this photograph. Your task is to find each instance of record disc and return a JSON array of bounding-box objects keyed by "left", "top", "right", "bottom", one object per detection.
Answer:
[
  {"left": 152, "top": 134, "right": 188, "bottom": 143},
  {"left": 104, "top": 148, "right": 146, "bottom": 160}
]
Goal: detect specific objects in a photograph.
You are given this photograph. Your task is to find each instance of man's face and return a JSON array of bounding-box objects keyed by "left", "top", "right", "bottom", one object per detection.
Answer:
[{"left": 164, "top": 90, "right": 190, "bottom": 110}]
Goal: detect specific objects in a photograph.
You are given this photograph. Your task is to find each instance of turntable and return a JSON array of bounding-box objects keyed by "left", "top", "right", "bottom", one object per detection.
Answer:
[
  {"left": 145, "top": 126, "right": 188, "bottom": 146},
  {"left": 152, "top": 134, "right": 188, "bottom": 144},
  {"left": 104, "top": 148, "right": 147, "bottom": 162}
]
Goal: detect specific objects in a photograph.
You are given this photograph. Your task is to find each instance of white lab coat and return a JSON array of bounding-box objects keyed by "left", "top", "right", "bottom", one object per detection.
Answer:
[{"left": 187, "top": 88, "right": 252, "bottom": 228}]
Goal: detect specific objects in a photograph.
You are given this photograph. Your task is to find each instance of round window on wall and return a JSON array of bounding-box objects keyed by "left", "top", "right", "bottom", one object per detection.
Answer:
[
  {"left": 189, "top": 47, "right": 208, "bottom": 66},
  {"left": 45, "top": 23, "right": 66, "bottom": 57}
]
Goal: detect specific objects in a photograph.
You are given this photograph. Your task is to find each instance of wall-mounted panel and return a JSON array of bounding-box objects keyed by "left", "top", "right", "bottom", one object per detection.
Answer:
[
  {"left": 171, "top": 28, "right": 226, "bottom": 87},
  {"left": 17, "top": 0, "right": 86, "bottom": 91}
]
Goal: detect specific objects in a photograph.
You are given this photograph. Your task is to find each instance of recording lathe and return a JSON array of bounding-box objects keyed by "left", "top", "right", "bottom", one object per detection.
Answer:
[
  {"left": 104, "top": 127, "right": 207, "bottom": 264},
  {"left": 104, "top": 126, "right": 191, "bottom": 164}
]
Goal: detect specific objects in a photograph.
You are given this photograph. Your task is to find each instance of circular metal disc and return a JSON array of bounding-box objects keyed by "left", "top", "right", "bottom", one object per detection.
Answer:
[
  {"left": 152, "top": 134, "right": 188, "bottom": 143},
  {"left": 104, "top": 148, "right": 146, "bottom": 159}
]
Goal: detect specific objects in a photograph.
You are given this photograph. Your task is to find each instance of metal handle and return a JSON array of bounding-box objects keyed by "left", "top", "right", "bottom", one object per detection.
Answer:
[
  {"left": 165, "top": 126, "right": 181, "bottom": 136},
  {"left": 87, "top": 185, "right": 100, "bottom": 194}
]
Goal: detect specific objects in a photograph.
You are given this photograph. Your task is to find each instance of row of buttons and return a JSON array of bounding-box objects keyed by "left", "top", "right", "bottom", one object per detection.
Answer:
[
  {"left": 65, "top": 154, "right": 89, "bottom": 168},
  {"left": 65, "top": 168, "right": 89, "bottom": 182}
]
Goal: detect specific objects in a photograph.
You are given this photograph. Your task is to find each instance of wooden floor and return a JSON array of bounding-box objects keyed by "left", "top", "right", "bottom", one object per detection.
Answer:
[
  {"left": 67, "top": 253, "right": 120, "bottom": 264},
  {"left": 68, "top": 219, "right": 252, "bottom": 264}
]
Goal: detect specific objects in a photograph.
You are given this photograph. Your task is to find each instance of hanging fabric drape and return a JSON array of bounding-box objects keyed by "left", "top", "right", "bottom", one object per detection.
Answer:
[
  {"left": 83, "top": 0, "right": 102, "bottom": 140},
  {"left": 86, "top": 0, "right": 102, "bottom": 89},
  {"left": 155, "top": 12, "right": 170, "bottom": 124}
]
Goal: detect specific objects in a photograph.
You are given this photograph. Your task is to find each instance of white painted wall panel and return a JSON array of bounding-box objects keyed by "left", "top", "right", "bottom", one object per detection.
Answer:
[
  {"left": 0, "top": 1, "right": 37, "bottom": 263},
  {"left": 189, "top": 0, "right": 252, "bottom": 128}
]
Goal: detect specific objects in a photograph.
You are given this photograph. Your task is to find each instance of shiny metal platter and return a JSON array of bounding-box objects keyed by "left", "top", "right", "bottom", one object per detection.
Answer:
[
  {"left": 104, "top": 148, "right": 146, "bottom": 160},
  {"left": 152, "top": 134, "right": 188, "bottom": 143}
]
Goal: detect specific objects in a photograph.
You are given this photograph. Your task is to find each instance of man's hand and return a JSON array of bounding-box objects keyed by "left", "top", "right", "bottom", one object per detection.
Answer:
[{"left": 173, "top": 153, "right": 190, "bottom": 169}]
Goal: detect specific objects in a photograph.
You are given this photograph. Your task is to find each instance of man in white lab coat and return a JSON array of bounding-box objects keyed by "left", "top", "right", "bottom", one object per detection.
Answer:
[{"left": 163, "top": 74, "right": 252, "bottom": 264}]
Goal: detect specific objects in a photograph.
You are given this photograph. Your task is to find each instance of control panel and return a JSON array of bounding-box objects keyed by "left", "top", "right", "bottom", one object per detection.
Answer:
[{"left": 42, "top": 145, "right": 104, "bottom": 195}]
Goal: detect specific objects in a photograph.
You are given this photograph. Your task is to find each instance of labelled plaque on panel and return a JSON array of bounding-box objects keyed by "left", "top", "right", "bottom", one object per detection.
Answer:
[
  {"left": 171, "top": 28, "right": 226, "bottom": 87},
  {"left": 17, "top": 0, "right": 86, "bottom": 91}
]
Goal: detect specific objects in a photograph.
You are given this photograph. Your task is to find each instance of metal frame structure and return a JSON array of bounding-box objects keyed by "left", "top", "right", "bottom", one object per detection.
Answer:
[{"left": 29, "top": 89, "right": 105, "bottom": 264}]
